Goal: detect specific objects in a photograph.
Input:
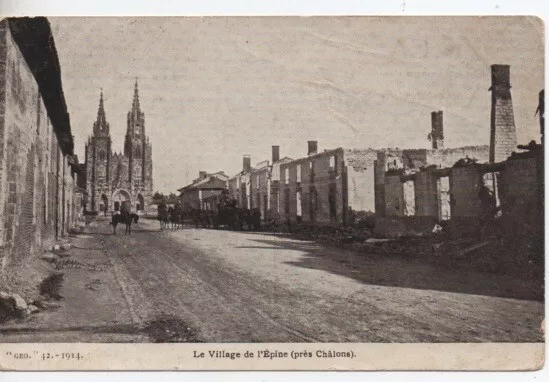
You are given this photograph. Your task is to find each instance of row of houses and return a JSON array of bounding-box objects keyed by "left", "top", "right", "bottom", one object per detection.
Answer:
[
  {"left": 177, "top": 65, "right": 543, "bottom": 234},
  {"left": 179, "top": 137, "right": 489, "bottom": 227},
  {"left": 225, "top": 144, "right": 380, "bottom": 225},
  {"left": 0, "top": 18, "right": 85, "bottom": 276},
  {"left": 178, "top": 136, "right": 486, "bottom": 225}
]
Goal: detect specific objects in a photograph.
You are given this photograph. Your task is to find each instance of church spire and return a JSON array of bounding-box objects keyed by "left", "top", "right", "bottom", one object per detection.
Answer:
[
  {"left": 97, "top": 90, "right": 106, "bottom": 122},
  {"left": 125, "top": 78, "right": 146, "bottom": 155},
  {"left": 132, "top": 78, "right": 140, "bottom": 115},
  {"left": 93, "top": 89, "right": 109, "bottom": 135}
]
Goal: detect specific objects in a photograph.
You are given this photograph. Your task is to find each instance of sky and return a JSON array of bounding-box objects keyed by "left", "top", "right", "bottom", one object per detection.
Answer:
[{"left": 49, "top": 17, "right": 544, "bottom": 194}]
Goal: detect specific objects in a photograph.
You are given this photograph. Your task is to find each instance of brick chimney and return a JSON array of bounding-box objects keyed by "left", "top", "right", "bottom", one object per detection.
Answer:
[
  {"left": 430, "top": 111, "right": 444, "bottom": 149},
  {"left": 199, "top": 171, "right": 207, "bottom": 179},
  {"left": 489, "top": 64, "right": 517, "bottom": 163},
  {"left": 272, "top": 145, "right": 280, "bottom": 163},
  {"left": 243, "top": 155, "right": 251, "bottom": 173},
  {"left": 307, "top": 140, "right": 318, "bottom": 156}
]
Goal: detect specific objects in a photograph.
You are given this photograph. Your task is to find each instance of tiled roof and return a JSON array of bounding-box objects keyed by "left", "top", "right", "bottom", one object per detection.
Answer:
[{"left": 177, "top": 172, "right": 228, "bottom": 192}]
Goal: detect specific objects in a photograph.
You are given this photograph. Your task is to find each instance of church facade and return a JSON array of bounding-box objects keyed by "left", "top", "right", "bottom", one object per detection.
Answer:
[{"left": 85, "top": 81, "right": 153, "bottom": 214}]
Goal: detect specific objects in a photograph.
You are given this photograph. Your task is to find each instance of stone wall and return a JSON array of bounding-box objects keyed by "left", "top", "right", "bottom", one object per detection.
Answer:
[
  {"left": 374, "top": 145, "right": 489, "bottom": 218},
  {"left": 375, "top": 150, "right": 543, "bottom": 238},
  {"left": 429, "top": 146, "right": 490, "bottom": 167},
  {"left": 383, "top": 174, "right": 404, "bottom": 217},
  {"left": 250, "top": 166, "right": 270, "bottom": 219},
  {"left": 241, "top": 172, "right": 251, "bottom": 209},
  {"left": 344, "top": 149, "right": 378, "bottom": 213},
  {"left": 0, "top": 20, "right": 76, "bottom": 274},
  {"left": 268, "top": 158, "right": 292, "bottom": 216},
  {"left": 374, "top": 149, "right": 402, "bottom": 217},
  {"left": 414, "top": 170, "right": 438, "bottom": 217},
  {"left": 449, "top": 165, "right": 483, "bottom": 218},
  {"left": 499, "top": 154, "right": 543, "bottom": 224}
]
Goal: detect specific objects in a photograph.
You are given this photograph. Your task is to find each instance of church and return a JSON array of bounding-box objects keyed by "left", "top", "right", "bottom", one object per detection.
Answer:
[{"left": 84, "top": 81, "right": 153, "bottom": 214}]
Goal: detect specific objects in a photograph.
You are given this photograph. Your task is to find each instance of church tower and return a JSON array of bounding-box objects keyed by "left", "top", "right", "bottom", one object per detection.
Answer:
[
  {"left": 84, "top": 81, "right": 153, "bottom": 213},
  {"left": 85, "top": 91, "right": 112, "bottom": 212},
  {"left": 124, "top": 80, "right": 153, "bottom": 210},
  {"left": 125, "top": 80, "right": 145, "bottom": 184}
]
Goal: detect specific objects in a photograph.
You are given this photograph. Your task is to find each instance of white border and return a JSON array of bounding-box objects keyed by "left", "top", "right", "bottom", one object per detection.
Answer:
[{"left": 0, "top": 0, "right": 547, "bottom": 16}]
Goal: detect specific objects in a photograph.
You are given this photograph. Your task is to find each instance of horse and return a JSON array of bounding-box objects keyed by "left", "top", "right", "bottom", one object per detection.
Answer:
[
  {"left": 158, "top": 203, "right": 168, "bottom": 230},
  {"left": 166, "top": 206, "right": 175, "bottom": 230},
  {"left": 110, "top": 211, "right": 138, "bottom": 235},
  {"left": 169, "top": 204, "right": 183, "bottom": 230}
]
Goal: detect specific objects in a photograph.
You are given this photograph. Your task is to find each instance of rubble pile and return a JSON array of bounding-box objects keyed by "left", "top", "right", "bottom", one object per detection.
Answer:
[
  {"left": 0, "top": 291, "right": 31, "bottom": 321},
  {"left": 289, "top": 224, "right": 373, "bottom": 245},
  {"left": 0, "top": 239, "right": 74, "bottom": 324},
  {"left": 286, "top": 212, "right": 543, "bottom": 286},
  {"left": 352, "top": 236, "right": 437, "bottom": 259},
  {"left": 351, "top": 225, "right": 543, "bottom": 284}
]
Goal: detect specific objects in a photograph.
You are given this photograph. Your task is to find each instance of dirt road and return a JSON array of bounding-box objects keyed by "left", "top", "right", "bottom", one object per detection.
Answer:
[{"left": 91, "top": 217, "right": 543, "bottom": 343}]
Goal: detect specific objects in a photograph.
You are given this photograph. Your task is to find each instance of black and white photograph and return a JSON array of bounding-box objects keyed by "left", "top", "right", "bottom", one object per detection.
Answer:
[{"left": 0, "top": 15, "right": 544, "bottom": 370}]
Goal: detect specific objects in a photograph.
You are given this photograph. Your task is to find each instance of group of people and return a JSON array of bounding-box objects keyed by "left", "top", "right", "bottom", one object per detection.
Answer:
[
  {"left": 157, "top": 200, "right": 184, "bottom": 230},
  {"left": 155, "top": 197, "right": 264, "bottom": 232}
]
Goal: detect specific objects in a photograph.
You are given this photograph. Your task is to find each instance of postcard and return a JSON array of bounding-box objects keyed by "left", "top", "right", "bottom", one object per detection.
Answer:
[{"left": 0, "top": 16, "right": 544, "bottom": 371}]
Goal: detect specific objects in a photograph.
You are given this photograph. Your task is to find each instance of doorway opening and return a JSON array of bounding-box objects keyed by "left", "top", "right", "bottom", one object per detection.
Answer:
[{"left": 437, "top": 176, "right": 451, "bottom": 221}]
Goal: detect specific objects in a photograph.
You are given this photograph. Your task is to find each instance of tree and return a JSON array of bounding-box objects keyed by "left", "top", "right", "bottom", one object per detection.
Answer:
[{"left": 152, "top": 191, "right": 166, "bottom": 204}]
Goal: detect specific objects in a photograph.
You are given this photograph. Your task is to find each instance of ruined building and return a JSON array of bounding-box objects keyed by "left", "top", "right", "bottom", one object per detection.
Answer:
[
  {"left": 224, "top": 108, "right": 492, "bottom": 227},
  {"left": 374, "top": 65, "right": 521, "bottom": 223},
  {"left": 374, "top": 109, "right": 490, "bottom": 219},
  {"left": 201, "top": 64, "right": 533, "bottom": 231},
  {"left": 85, "top": 81, "right": 153, "bottom": 213},
  {"left": 276, "top": 141, "right": 380, "bottom": 225},
  {"left": 375, "top": 64, "right": 541, "bottom": 237},
  {"left": 227, "top": 147, "right": 293, "bottom": 221},
  {"left": 224, "top": 141, "right": 379, "bottom": 225}
]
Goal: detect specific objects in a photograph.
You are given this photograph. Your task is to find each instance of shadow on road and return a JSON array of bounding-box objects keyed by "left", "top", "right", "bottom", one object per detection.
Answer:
[
  {"left": 83, "top": 220, "right": 542, "bottom": 301},
  {"left": 240, "top": 237, "right": 542, "bottom": 301}
]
